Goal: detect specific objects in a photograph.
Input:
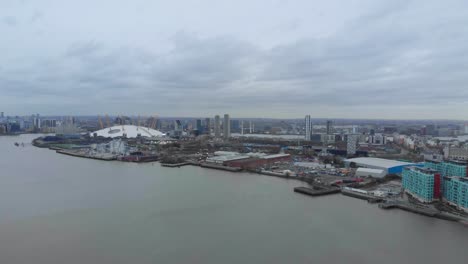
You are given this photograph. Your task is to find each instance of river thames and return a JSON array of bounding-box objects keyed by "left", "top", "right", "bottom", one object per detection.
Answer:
[{"left": 0, "top": 134, "right": 467, "bottom": 264}]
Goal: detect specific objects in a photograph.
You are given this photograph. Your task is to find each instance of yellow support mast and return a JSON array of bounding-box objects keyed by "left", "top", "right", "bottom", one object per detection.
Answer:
[
  {"left": 105, "top": 114, "right": 110, "bottom": 130},
  {"left": 98, "top": 115, "right": 104, "bottom": 129}
]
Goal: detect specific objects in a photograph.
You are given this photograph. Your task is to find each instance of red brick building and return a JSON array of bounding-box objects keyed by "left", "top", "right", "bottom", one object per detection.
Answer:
[{"left": 226, "top": 154, "right": 291, "bottom": 169}]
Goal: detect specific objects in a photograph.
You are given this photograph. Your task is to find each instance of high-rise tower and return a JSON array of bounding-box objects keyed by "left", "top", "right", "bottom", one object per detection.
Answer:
[
  {"left": 326, "top": 120, "right": 333, "bottom": 135},
  {"left": 205, "top": 118, "right": 211, "bottom": 135},
  {"left": 223, "top": 114, "right": 230, "bottom": 139},
  {"left": 214, "top": 115, "right": 221, "bottom": 138},
  {"left": 305, "top": 115, "right": 311, "bottom": 140}
]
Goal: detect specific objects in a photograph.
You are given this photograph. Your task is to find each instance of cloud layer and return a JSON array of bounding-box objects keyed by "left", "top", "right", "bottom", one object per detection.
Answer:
[{"left": 1, "top": 0, "right": 468, "bottom": 119}]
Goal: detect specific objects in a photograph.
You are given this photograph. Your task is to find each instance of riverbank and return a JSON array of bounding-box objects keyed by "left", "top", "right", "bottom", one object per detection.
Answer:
[
  {"left": 339, "top": 188, "right": 468, "bottom": 225},
  {"left": 199, "top": 162, "right": 243, "bottom": 172},
  {"left": 379, "top": 201, "right": 465, "bottom": 222},
  {"left": 4, "top": 133, "right": 468, "bottom": 264},
  {"left": 31, "top": 138, "right": 468, "bottom": 227}
]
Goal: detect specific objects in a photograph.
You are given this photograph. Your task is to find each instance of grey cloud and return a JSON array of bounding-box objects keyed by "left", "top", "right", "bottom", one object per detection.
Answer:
[
  {"left": 29, "top": 10, "right": 43, "bottom": 23},
  {"left": 152, "top": 33, "right": 259, "bottom": 89},
  {"left": 1, "top": 0, "right": 468, "bottom": 118},
  {"left": 2, "top": 16, "right": 18, "bottom": 26},
  {"left": 66, "top": 41, "right": 103, "bottom": 58}
]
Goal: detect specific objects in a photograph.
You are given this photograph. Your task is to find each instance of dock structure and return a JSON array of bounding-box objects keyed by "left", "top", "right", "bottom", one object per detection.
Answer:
[
  {"left": 379, "top": 201, "right": 438, "bottom": 217},
  {"left": 341, "top": 187, "right": 382, "bottom": 201},
  {"left": 161, "top": 162, "right": 191, "bottom": 168},
  {"left": 379, "top": 201, "right": 465, "bottom": 221},
  {"left": 56, "top": 150, "right": 116, "bottom": 161},
  {"left": 259, "top": 170, "right": 291, "bottom": 179},
  {"left": 294, "top": 186, "right": 341, "bottom": 197},
  {"left": 199, "top": 163, "right": 242, "bottom": 172}
]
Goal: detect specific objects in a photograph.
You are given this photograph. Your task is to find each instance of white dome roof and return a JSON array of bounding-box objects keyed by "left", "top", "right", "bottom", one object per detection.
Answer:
[{"left": 93, "top": 125, "right": 165, "bottom": 138}]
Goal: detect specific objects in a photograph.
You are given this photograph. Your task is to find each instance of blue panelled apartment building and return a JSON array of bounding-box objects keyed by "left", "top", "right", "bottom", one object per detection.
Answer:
[{"left": 402, "top": 159, "right": 468, "bottom": 212}]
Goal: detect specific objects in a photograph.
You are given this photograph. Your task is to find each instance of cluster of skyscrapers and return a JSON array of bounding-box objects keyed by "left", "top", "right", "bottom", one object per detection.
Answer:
[
  {"left": 175, "top": 114, "right": 230, "bottom": 139},
  {"left": 402, "top": 160, "right": 468, "bottom": 212},
  {"left": 304, "top": 115, "right": 334, "bottom": 140},
  {"left": 213, "top": 114, "right": 230, "bottom": 139},
  {"left": 0, "top": 113, "right": 43, "bottom": 134},
  {"left": 305, "top": 115, "right": 360, "bottom": 155}
]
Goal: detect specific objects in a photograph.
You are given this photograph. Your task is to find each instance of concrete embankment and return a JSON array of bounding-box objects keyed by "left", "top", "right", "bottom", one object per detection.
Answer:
[
  {"left": 378, "top": 201, "right": 467, "bottom": 222},
  {"left": 32, "top": 138, "right": 50, "bottom": 148},
  {"left": 49, "top": 146, "right": 63, "bottom": 151},
  {"left": 199, "top": 163, "right": 242, "bottom": 172},
  {"left": 379, "top": 202, "right": 438, "bottom": 217},
  {"left": 56, "top": 150, "right": 116, "bottom": 161},
  {"left": 160, "top": 162, "right": 191, "bottom": 167},
  {"left": 294, "top": 186, "right": 341, "bottom": 197},
  {"left": 259, "top": 170, "right": 291, "bottom": 178},
  {"left": 435, "top": 212, "right": 465, "bottom": 222}
]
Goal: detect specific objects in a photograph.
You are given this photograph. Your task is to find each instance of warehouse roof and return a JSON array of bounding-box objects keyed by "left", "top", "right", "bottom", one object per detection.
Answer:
[
  {"left": 294, "top": 162, "right": 324, "bottom": 168},
  {"left": 261, "top": 154, "right": 291, "bottom": 159},
  {"left": 345, "top": 157, "right": 415, "bottom": 169},
  {"left": 206, "top": 155, "right": 250, "bottom": 162},
  {"left": 356, "top": 168, "right": 385, "bottom": 174}
]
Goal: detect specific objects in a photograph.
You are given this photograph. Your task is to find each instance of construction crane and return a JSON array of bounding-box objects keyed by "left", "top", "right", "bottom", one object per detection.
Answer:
[
  {"left": 105, "top": 114, "right": 110, "bottom": 130},
  {"left": 120, "top": 115, "right": 125, "bottom": 132},
  {"left": 137, "top": 115, "right": 141, "bottom": 131},
  {"left": 150, "top": 114, "right": 159, "bottom": 129},
  {"left": 98, "top": 116, "right": 104, "bottom": 129}
]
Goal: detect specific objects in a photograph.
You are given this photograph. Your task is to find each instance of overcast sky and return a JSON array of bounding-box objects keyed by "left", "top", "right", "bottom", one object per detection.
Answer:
[{"left": 1, "top": 0, "right": 468, "bottom": 119}]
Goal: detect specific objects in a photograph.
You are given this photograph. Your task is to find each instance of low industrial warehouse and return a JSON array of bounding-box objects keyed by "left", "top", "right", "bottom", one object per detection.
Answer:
[
  {"left": 355, "top": 168, "right": 386, "bottom": 178},
  {"left": 344, "top": 157, "right": 422, "bottom": 174}
]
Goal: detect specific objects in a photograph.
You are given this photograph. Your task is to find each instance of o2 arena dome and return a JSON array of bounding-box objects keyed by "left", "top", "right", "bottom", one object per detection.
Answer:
[{"left": 92, "top": 125, "right": 165, "bottom": 138}]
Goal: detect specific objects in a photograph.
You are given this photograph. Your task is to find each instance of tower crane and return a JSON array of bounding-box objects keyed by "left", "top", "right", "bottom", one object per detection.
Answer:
[
  {"left": 98, "top": 116, "right": 104, "bottom": 129},
  {"left": 105, "top": 114, "right": 110, "bottom": 131},
  {"left": 120, "top": 115, "right": 125, "bottom": 132},
  {"left": 151, "top": 114, "right": 159, "bottom": 129}
]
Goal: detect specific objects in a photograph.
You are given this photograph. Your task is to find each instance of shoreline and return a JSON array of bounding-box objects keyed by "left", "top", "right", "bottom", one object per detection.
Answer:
[
  {"left": 37, "top": 143, "right": 468, "bottom": 226},
  {"left": 56, "top": 149, "right": 117, "bottom": 161}
]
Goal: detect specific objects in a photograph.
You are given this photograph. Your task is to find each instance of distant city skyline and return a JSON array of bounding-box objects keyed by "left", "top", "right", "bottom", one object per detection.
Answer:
[
  {"left": 2, "top": 112, "right": 468, "bottom": 122},
  {"left": 2, "top": 1, "right": 468, "bottom": 119}
]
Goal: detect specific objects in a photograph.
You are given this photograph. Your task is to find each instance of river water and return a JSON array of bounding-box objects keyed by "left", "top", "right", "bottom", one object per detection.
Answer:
[{"left": 0, "top": 134, "right": 466, "bottom": 264}]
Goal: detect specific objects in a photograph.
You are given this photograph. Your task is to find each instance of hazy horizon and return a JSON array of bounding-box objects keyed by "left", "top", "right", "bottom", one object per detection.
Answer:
[
  {"left": 3, "top": 113, "right": 468, "bottom": 123},
  {"left": 2, "top": 0, "right": 468, "bottom": 119}
]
